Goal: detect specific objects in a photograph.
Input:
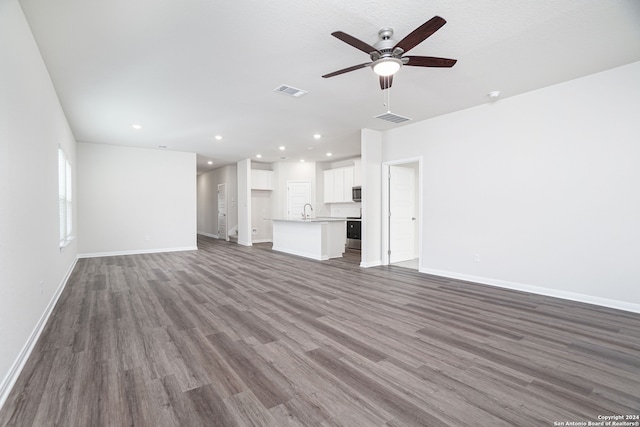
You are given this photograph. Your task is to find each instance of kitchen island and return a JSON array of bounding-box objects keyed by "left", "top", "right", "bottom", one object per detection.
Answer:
[{"left": 270, "top": 218, "right": 346, "bottom": 261}]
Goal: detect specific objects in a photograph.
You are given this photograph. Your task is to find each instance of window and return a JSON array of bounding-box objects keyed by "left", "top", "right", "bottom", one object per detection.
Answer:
[{"left": 58, "top": 148, "right": 73, "bottom": 247}]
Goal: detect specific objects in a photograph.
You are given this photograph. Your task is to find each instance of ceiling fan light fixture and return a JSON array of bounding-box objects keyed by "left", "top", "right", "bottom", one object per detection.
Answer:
[{"left": 372, "top": 58, "right": 402, "bottom": 76}]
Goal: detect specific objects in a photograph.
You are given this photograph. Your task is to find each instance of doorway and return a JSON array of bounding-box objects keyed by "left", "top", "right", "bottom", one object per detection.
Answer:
[
  {"left": 383, "top": 159, "right": 421, "bottom": 270},
  {"left": 286, "top": 181, "right": 311, "bottom": 220}
]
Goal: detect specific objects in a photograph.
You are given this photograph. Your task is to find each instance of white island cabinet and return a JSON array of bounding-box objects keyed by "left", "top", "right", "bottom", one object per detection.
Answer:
[{"left": 271, "top": 218, "right": 346, "bottom": 260}]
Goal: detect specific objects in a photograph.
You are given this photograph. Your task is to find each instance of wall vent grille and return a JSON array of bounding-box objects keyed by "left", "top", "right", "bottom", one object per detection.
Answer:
[
  {"left": 273, "top": 84, "right": 308, "bottom": 97},
  {"left": 375, "top": 111, "right": 411, "bottom": 123}
]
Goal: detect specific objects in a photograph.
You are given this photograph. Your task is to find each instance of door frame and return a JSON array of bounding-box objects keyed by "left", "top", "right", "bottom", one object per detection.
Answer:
[{"left": 382, "top": 156, "right": 423, "bottom": 267}]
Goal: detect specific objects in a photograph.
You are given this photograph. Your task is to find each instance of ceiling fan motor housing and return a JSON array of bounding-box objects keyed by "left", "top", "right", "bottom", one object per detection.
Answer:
[
  {"left": 371, "top": 28, "right": 403, "bottom": 60},
  {"left": 370, "top": 28, "right": 405, "bottom": 75}
]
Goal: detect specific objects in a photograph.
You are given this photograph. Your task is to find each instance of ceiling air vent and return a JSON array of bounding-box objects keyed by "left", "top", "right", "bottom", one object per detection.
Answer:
[
  {"left": 273, "top": 84, "right": 308, "bottom": 97},
  {"left": 375, "top": 111, "right": 411, "bottom": 124}
]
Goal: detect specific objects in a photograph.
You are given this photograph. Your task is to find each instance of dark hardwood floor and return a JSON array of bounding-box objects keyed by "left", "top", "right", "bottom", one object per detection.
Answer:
[{"left": 1, "top": 235, "right": 639, "bottom": 426}]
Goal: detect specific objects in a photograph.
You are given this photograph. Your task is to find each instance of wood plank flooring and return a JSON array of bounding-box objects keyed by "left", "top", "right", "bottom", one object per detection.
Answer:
[{"left": 1, "top": 235, "right": 639, "bottom": 426}]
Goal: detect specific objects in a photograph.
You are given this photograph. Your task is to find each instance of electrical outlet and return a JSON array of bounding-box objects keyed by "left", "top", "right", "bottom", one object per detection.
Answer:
[
  {"left": 252, "top": 228, "right": 257, "bottom": 234},
  {"left": 474, "top": 253, "right": 480, "bottom": 263}
]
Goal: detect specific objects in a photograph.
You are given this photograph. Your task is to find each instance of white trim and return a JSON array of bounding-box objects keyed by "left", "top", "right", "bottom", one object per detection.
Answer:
[
  {"left": 0, "top": 257, "right": 78, "bottom": 410},
  {"left": 272, "top": 246, "right": 328, "bottom": 260},
  {"left": 251, "top": 238, "right": 273, "bottom": 244},
  {"left": 237, "top": 240, "right": 253, "bottom": 247},
  {"left": 419, "top": 267, "right": 640, "bottom": 314},
  {"left": 360, "top": 260, "right": 382, "bottom": 268},
  {"left": 78, "top": 246, "right": 197, "bottom": 259},
  {"left": 197, "top": 232, "right": 218, "bottom": 239}
]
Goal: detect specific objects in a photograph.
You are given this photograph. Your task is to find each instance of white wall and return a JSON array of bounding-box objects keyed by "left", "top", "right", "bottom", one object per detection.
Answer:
[
  {"left": 361, "top": 129, "right": 383, "bottom": 268},
  {"left": 77, "top": 143, "right": 197, "bottom": 256},
  {"left": 382, "top": 61, "right": 640, "bottom": 312},
  {"left": 197, "top": 164, "right": 237, "bottom": 237},
  {"left": 0, "top": 0, "right": 78, "bottom": 405}
]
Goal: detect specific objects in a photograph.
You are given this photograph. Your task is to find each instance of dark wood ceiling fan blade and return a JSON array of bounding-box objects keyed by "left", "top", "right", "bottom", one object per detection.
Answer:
[
  {"left": 404, "top": 56, "right": 457, "bottom": 67},
  {"left": 331, "top": 31, "right": 380, "bottom": 55},
  {"left": 379, "top": 75, "right": 393, "bottom": 90},
  {"left": 394, "top": 16, "right": 446, "bottom": 54},
  {"left": 322, "top": 62, "right": 371, "bottom": 78}
]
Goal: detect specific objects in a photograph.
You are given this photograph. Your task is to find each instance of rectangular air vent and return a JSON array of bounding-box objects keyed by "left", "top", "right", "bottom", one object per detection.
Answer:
[
  {"left": 273, "top": 84, "right": 308, "bottom": 97},
  {"left": 375, "top": 111, "right": 411, "bottom": 124}
]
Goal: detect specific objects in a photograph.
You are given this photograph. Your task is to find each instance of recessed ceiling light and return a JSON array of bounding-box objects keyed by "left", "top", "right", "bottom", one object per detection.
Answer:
[
  {"left": 214, "top": 135, "right": 223, "bottom": 140},
  {"left": 279, "top": 146, "right": 286, "bottom": 151},
  {"left": 307, "top": 146, "right": 314, "bottom": 150},
  {"left": 488, "top": 90, "right": 501, "bottom": 99},
  {"left": 326, "top": 152, "right": 332, "bottom": 157},
  {"left": 132, "top": 124, "right": 142, "bottom": 130},
  {"left": 300, "top": 159, "right": 305, "bottom": 163},
  {"left": 313, "top": 134, "right": 321, "bottom": 139},
  {"left": 256, "top": 154, "right": 262, "bottom": 158},
  {"left": 207, "top": 161, "right": 213, "bottom": 165}
]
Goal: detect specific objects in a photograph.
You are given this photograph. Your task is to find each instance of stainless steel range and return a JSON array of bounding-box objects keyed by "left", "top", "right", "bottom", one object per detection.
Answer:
[{"left": 346, "top": 217, "right": 361, "bottom": 250}]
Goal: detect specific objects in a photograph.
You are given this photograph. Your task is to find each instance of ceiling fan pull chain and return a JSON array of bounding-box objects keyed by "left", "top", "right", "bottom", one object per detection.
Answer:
[
  {"left": 386, "top": 82, "right": 391, "bottom": 112},
  {"left": 382, "top": 81, "right": 387, "bottom": 107}
]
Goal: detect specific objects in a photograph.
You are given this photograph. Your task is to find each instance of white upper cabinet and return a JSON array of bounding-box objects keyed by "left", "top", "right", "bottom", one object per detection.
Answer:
[
  {"left": 353, "top": 159, "right": 362, "bottom": 187},
  {"left": 323, "top": 166, "right": 354, "bottom": 203},
  {"left": 251, "top": 169, "right": 274, "bottom": 190},
  {"left": 343, "top": 166, "right": 354, "bottom": 195},
  {"left": 323, "top": 169, "right": 334, "bottom": 203}
]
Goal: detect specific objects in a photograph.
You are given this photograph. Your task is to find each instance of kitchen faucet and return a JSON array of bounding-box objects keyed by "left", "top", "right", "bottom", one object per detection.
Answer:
[{"left": 302, "top": 203, "right": 313, "bottom": 220}]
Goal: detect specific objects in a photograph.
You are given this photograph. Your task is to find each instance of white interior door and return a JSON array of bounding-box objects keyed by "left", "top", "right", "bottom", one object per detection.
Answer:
[
  {"left": 287, "top": 181, "right": 311, "bottom": 220},
  {"left": 217, "top": 183, "right": 227, "bottom": 240},
  {"left": 389, "top": 165, "right": 416, "bottom": 263}
]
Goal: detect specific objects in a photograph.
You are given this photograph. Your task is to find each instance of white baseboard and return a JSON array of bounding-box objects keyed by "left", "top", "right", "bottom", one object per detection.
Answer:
[
  {"left": 78, "top": 246, "right": 198, "bottom": 258},
  {"left": 0, "top": 257, "right": 78, "bottom": 410},
  {"left": 360, "top": 260, "right": 382, "bottom": 268},
  {"left": 197, "top": 232, "right": 218, "bottom": 239},
  {"left": 251, "top": 239, "right": 272, "bottom": 244},
  {"left": 419, "top": 267, "right": 640, "bottom": 314},
  {"left": 272, "top": 246, "right": 326, "bottom": 260},
  {"left": 237, "top": 240, "right": 253, "bottom": 247}
]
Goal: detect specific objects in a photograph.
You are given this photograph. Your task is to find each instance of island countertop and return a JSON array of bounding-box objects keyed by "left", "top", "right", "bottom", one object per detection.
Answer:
[{"left": 268, "top": 217, "right": 347, "bottom": 223}]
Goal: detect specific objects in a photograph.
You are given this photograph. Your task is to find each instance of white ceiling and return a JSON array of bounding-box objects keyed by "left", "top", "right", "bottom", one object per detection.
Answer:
[{"left": 18, "top": 0, "right": 640, "bottom": 173}]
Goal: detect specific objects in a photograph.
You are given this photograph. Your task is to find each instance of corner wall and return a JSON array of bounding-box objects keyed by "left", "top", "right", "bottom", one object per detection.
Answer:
[
  {"left": 77, "top": 143, "right": 197, "bottom": 256},
  {"left": 237, "top": 159, "right": 252, "bottom": 246},
  {"left": 361, "top": 129, "right": 383, "bottom": 268},
  {"left": 0, "top": 0, "right": 78, "bottom": 406},
  {"left": 383, "top": 61, "right": 640, "bottom": 312}
]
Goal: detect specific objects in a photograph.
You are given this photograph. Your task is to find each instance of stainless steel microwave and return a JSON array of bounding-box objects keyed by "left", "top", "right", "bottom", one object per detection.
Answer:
[{"left": 352, "top": 186, "right": 361, "bottom": 202}]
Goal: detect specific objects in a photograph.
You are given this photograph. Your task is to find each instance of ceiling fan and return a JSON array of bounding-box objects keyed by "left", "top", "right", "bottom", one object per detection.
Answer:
[{"left": 322, "top": 16, "right": 457, "bottom": 90}]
